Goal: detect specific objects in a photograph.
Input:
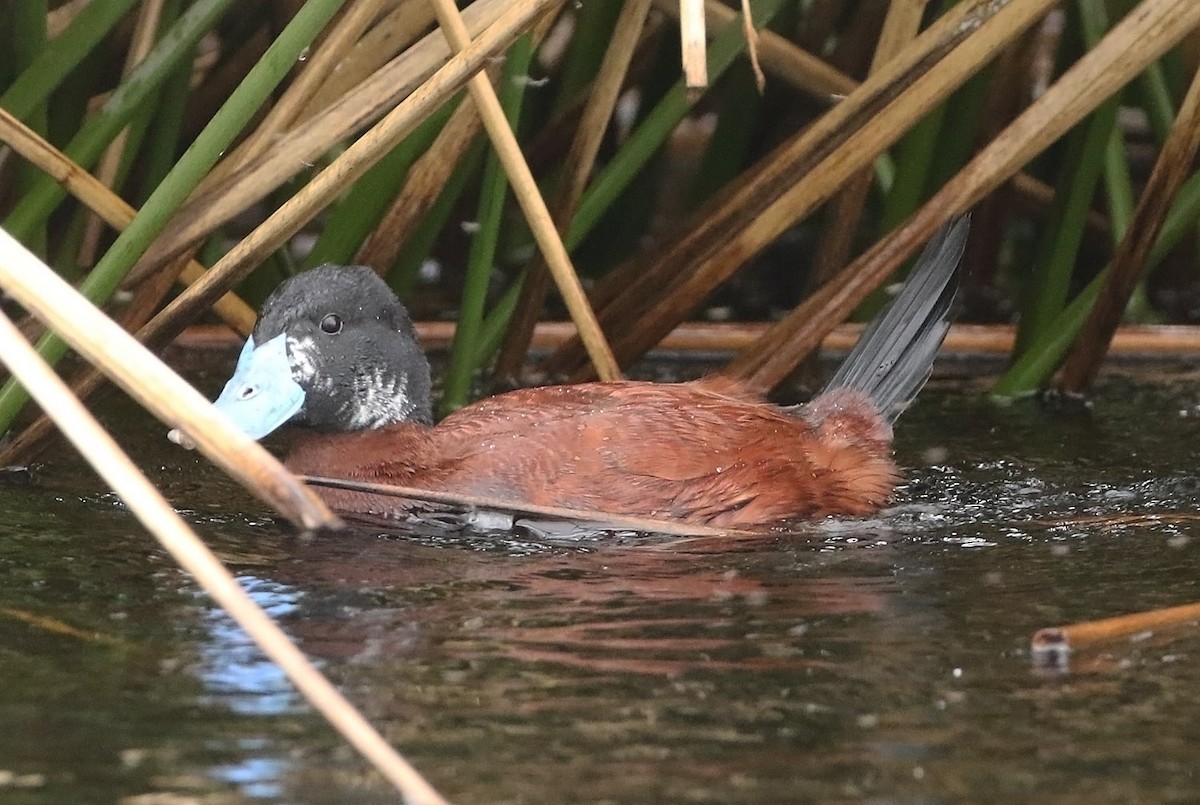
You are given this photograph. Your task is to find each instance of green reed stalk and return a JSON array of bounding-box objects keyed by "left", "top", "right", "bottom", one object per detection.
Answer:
[
  {"left": 3, "top": 0, "right": 239, "bottom": 244},
  {"left": 440, "top": 34, "right": 535, "bottom": 417},
  {"left": 1011, "top": 0, "right": 1118, "bottom": 358},
  {"left": 7, "top": 0, "right": 49, "bottom": 254},
  {"left": 1011, "top": 107, "right": 1118, "bottom": 357},
  {"left": 992, "top": 169, "right": 1200, "bottom": 397},
  {"left": 552, "top": 0, "right": 624, "bottom": 116},
  {"left": 564, "top": 0, "right": 786, "bottom": 250},
  {"left": 0, "top": 0, "right": 138, "bottom": 121},
  {"left": 303, "top": 103, "right": 456, "bottom": 270}
]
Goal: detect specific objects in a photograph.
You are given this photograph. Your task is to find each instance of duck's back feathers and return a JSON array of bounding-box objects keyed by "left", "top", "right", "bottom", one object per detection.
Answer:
[{"left": 285, "top": 377, "right": 898, "bottom": 527}]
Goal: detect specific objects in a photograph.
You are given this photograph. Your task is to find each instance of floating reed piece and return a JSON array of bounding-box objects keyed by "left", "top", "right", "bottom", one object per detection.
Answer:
[
  {"left": 0, "top": 266, "right": 444, "bottom": 804},
  {"left": 1031, "top": 601, "right": 1200, "bottom": 672}
]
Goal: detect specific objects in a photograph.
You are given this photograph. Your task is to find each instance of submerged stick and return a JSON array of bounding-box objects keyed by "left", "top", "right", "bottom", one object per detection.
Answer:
[
  {"left": 0, "top": 228, "right": 336, "bottom": 532},
  {"left": 0, "top": 308, "right": 446, "bottom": 805},
  {"left": 300, "top": 475, "right": 750, "bottom": 538}
]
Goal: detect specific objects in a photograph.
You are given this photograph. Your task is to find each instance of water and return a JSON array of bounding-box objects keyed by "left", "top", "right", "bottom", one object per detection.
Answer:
[{"left": 1, "top": 367, "right": 1199, "bottom": 802}]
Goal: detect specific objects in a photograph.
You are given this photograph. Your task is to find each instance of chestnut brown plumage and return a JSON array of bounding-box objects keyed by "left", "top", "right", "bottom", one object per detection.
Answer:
[{"left": 208, "top": 219, "right": 969, "bottom": 528}]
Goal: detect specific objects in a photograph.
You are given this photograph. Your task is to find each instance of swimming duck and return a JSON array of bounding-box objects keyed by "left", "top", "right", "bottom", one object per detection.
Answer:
[{"left": 203, "top": 219, "right": 967, "bottom": 528}]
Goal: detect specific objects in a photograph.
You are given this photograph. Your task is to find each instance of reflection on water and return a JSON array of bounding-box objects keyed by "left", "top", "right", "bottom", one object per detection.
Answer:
[{"left": 0, "top": 373, "right": 1199, "bottom": 801}]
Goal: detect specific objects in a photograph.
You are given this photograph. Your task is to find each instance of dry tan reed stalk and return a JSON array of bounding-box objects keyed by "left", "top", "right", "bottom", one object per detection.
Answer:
[
  {"left": 494, "top": 0, "right": 654, "bottom": 380},
  {"left": 809, "top": 0, "right": 929, "bottom": 288},
  {"left": 300, "top": 0, "right": 437, "bottom": 120},
  {"left": 1057, "top": 63, "right": 1200, "bottom": 392},
  {"left": 428, "top": 0, "right": 621, "bottom": 380},
  {"left": 544, "top": 0, "right": 1050, "bottom": 380},
  {"left": 739, "top": 0, "right": 765, "bottom": 91},
  {"left": 136, "top": 0, "right": 390, "bottom": 336},
  {"left": 46, "top": 0, "right": 91, "bottom": 36},
  {"left": 226, "top": 0, "right": 390, "bottom": 172},
  {"left": 355, "top": 97, "right": 481, "bottom": 270},
  {"left": 358, "top": 6, "right": 560, "bottom": 273},
  {"left": 0, "top": 305, "right": 445, "bottom": 804},
  {"left": 128, "top": 0, "right": 554, "bottom": 284},
  {"left": 78, "top": 0, "right": 165, "bottom": 266},
  {"left": 118, "top": 0, "right": 390, "bottom": 339},
  {"left": 732, "top": 0, "right": 1200, "bottom": 390},
  {"left": 0, "top": 228, "right": 337, "bottom": 531},
  {"left": 136, "top": 0, "right": 563, "bottom": 346},
  {"left": 680, "top": 0, "right": 708, "bottom": 89},
  {"left": 176, "top": 319, "right": 1200, "bottom": 357},
  {"left": 0, "top": 107, "right": 256, "bottom": 333},
  {"left": 654, "top": 0, "right": 856, "bottom": 100}
]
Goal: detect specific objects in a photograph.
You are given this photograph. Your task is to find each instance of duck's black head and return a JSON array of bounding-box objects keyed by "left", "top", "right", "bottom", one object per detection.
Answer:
[{"left": 211, "top": 265, "right": 433, "bottom": 439}]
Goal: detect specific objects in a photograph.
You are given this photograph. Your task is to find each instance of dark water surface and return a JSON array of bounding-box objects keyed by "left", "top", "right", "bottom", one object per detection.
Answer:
[{"left": 2, "top": 366, "right": 1200, "bottom": 803}]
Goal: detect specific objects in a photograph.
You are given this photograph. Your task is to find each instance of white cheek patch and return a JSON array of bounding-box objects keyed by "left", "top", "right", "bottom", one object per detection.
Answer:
[
  {"left": 347, "top": 369, "right": 412, "bottom": 429},
  {"left": 286, "top": 332, "right": 416, "bottom": 429},
  {"left": 286, "top": 335, "right": 318, "bottom": 383}
]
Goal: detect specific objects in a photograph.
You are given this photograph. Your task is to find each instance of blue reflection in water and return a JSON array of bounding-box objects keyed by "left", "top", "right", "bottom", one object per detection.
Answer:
[{"left": 195, "top": 575, "right": 307, "bottom": 798}]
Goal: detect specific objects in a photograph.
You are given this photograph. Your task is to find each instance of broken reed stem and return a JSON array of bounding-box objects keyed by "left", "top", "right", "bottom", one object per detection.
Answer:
[
  {"left": 429, "top": 0, "right": 622, "bottom": 381},
  {"left": 0, "top": 307, "right": 446, "bottom": 805},
  {"left": 494, "top": 0, "right": 653, "bottom": 381},
  {"left": 301, "top": 476, "right": 747, "bottom": 537},
  {"left": 1057, "top": 63, "right": 1200, "bottom": 393},
  {"left": 0, "top": 228, "right": 336, "bottom": 532},
  {"left": 731, "top": 0, "right": 1200, "bottom": 390},
  {"left": 653, "top": 0, "right": 855, "bottom": 102},
  {"left": 1032, "top": 600, "right": 1200, "bottom": 660},
  {"left": 0, "top": 107, "right": 256, "bottom": 334},
  {"left": 680, "top": 0, "right": 708, "bottom": 89},
  {"left": 739, "top": 0, "right": 765, "bottom": 91}
]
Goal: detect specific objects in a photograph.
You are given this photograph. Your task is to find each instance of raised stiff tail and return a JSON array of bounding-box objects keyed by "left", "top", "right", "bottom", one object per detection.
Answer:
[{"left": 822, "top": 217, "right": 969, "bottom": 424}]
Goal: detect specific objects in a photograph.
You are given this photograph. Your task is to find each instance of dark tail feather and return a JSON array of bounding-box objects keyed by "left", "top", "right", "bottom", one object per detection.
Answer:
[{"left": 822, "top": 216, "right": 969, "bottom": 424}]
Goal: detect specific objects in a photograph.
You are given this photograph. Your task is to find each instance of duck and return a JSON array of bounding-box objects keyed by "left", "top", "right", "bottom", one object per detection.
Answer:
[{"left": 201, "top": 218, "right": 968, "bottom": 529}]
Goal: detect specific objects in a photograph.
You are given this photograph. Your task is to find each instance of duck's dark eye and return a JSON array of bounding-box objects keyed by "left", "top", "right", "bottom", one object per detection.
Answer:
[{"left": 319, "top": 314, "right": 342, "bottom": 335}]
